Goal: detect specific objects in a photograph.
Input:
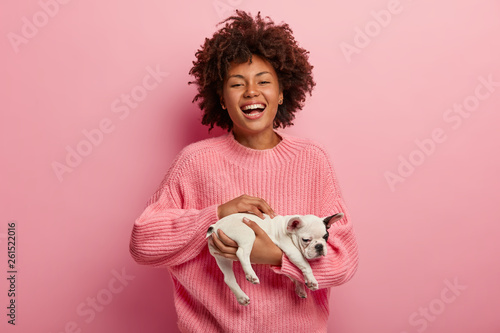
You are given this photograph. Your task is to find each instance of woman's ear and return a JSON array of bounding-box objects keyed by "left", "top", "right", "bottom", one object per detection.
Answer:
[
  {"left": 278, "top": 91, "right": 284, "bottom": 105},
  {"left": 217, "top": 84, "right": 226, "bottom": 109},
  {"left": 220, "top": 96, "right": 226, "bottom": 110}
]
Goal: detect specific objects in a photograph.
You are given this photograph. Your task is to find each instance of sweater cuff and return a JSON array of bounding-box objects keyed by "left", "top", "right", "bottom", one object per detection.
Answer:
[{"left": 196, "top": 204, "right": 220, "bottom": 234}]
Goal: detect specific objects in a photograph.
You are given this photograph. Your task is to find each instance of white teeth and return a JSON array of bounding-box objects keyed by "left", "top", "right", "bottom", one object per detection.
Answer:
[{"left": 242, "top": 104, "right": 266, "bottom": 111}]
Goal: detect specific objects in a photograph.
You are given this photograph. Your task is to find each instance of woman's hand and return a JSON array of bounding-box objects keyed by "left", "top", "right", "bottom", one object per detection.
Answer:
[
  {"left": 210, "top": 217, "right": 283, "bottom": 266},
  {"left": 217, "top": 194, "right": 276, "bottom": 220}
]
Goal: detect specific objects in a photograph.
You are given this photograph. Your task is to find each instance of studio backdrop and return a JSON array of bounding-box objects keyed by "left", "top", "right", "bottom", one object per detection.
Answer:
[{"left": 1, "top": 0, "right": 499, "bottom": 332}]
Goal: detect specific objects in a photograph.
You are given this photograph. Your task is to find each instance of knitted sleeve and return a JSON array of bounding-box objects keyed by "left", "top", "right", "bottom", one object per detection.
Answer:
[
  {"left": 129, "top": 153, "right": 219, "bottom": 268},
  {"left": 271, "top": 147, "right": 359, "bottom": 288}
]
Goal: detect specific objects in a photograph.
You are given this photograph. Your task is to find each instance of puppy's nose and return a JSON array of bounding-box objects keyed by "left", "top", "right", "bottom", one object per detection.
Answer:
[{"left": 315, "top": 244, "right": 323, "bottom": 252}]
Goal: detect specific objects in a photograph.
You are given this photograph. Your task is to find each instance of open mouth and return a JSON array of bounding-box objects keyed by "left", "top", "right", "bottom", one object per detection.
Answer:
[{"left": 241, "top": 103, "right": 266, "bottom": 118}]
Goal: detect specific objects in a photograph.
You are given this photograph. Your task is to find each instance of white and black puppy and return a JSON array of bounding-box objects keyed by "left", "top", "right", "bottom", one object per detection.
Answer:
[{"left": 206, "top": 212, "right": 344, "bottom": 306}]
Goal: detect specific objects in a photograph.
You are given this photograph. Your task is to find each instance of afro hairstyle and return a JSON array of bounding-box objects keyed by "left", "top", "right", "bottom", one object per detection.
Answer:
[{"left": 189, "top": 10, "right": 316, "bottom": 131}]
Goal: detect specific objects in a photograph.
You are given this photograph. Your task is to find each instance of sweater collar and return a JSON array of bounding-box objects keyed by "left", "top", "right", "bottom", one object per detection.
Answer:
[{"left": 218, "top": 131, "right": 299, "bottom": 170}]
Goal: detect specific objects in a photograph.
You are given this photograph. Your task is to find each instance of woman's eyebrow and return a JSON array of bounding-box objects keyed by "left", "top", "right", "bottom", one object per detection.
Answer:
[
  {"left": 228, "top": 71, "right": 272, "bottom": 79},
  {"left": 228, "top": 74, "right": 245, "bottom": 79}
]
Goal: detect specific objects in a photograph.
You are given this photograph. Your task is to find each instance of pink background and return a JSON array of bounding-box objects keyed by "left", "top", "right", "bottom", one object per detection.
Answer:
[{"left": 2, "top": 0, "right": 500, "bottom": 332}]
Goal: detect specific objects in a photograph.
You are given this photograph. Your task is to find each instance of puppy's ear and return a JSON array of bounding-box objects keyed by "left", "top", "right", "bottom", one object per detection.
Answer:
[
  {"left": 323, "top": 213, "right": 344, "bottom": 229},
  {"left": 286, "top": 217, "right": 304, "bottom": 233}
]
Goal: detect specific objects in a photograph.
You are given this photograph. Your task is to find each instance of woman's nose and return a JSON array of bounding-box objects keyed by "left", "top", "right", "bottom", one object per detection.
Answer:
[{"left": 244, "top": 82, "right": 259, "bottom": 98}]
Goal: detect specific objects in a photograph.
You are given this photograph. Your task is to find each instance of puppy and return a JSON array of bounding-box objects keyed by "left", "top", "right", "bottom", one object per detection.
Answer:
[{"left": 206, "top": 212, "right": 343, "bottom": 305}]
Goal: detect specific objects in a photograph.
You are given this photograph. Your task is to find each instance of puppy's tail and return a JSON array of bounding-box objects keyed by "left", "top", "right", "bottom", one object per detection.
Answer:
[{"left": 206, "top": 225, "right": 216, "bottom": 238}]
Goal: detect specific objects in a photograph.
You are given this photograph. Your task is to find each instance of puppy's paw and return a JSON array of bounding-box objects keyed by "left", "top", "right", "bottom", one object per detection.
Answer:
[
  {"left": 305, "top": 276, "right": 319, "bottom": 291},
  {"left": 295, "top": 284, "right": 307, "bottom": 298},
  {"left": 291, "top": 278, "right": 307, "bottom": 298},
  {"left": 237, "top": 295, "right": 250, "bottom": 306},
  {"left": 246, "top": 274, "right": 260, "bottom": 284}
]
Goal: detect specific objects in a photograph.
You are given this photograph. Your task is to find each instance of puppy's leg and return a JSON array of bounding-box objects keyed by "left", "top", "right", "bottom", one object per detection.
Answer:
[
  {"left": 290, "top": 277, "right": 307, "bottom": 298},
  {"left": 281, "top": 245, "right": 318, "bottom": 291},
  {"left": 214, "top": 256, "right": 250, "bottom": 306},
  {"left": 209, "top": 237, "right": 250, "bottom": 305},
  {"left": 235, "top": 235, "right": 259, "bottom": 284}
]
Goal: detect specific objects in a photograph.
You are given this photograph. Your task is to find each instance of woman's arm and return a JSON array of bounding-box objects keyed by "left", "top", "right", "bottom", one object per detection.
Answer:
[
  {"left": 130, "top": 186, "right": 280, "bottom": 268},
  {"left": 210, "top": 217, "right": 283, "bottom": 266},
  {"left": 271, "top": 149, "right": 359, "bottom": 288},
  {"left": 210, "top": 195, "right": 358, "bottom": 286},
  {"left": 129, "top": 180, "right": 220, "bottom": 267},
  {"left": 271, "top": 196, "right": 359, "bottom": 288},
  {"left": 207, "top": 147, "right": 359, "bottom": 286},
  {"left": 209, "top": 195, "right": 283, "bottom": 265}
]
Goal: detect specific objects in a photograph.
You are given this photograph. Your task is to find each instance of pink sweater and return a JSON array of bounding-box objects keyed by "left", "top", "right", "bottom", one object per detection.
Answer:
[{"left": 129, "top": 132, "right": 358, "bottom": 333}]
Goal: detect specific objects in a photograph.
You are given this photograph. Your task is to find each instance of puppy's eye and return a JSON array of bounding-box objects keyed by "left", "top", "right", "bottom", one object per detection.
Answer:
[{"left": 302, "top": 238, "right": 310, "bottom": 243}]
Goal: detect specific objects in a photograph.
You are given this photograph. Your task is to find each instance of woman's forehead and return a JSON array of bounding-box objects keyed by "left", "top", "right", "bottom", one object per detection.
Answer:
[{"left": 226, "top": 55, "right": 277, "bottom": 79}]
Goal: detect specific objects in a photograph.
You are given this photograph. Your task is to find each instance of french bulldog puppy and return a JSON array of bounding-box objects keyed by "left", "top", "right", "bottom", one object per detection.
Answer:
[{"left": 206, "top": 212, "right": 344, "bottom": 306}]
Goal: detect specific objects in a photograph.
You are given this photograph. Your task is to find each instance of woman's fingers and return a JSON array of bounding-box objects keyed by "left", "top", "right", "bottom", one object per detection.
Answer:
[
  {"left": 252, "top": 200, "right": 276, "bottom": 218},
  {"left": 247, "top": 206, "right": 265, "bottom": 219},
  {"left": 218, "top": 194, "right": 276, "bottom": 219},
  {"left": 242, "top": 217, "right": 283, "bottom": 265},
  {"left": 244, "top": 195, "right": 275, "bottom": 218},
  {"left": 216, "top": 229, "right": 238, "bottom": 247},
  {"left": 210, "top": 230, "right": 238, "bottom": 260},
  {"left": 242, "top": 217, "right": 263, "bottom": 234},
  {"left": 210, "top": 217, "right": 282, "bottom": 265}
]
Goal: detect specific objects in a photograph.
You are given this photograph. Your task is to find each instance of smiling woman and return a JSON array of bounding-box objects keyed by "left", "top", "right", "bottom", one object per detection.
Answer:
[{"left": 129, "top": 10, "right": 358, "bottom": 333}]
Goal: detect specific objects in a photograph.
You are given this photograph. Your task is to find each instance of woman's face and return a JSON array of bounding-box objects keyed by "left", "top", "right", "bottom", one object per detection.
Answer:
[{"left": 221, "top": 54, "right": 283, "bottom": 140}]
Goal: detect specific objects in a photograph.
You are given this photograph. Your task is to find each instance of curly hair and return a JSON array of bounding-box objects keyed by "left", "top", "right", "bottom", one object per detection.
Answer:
[{"left": 189, "top": 10, "right": 315, "bottom": 131}]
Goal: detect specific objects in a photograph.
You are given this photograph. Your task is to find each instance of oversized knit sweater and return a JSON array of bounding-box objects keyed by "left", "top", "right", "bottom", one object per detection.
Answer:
[{"left": 129, "top": 131, "right": 359, "bottom": 333}]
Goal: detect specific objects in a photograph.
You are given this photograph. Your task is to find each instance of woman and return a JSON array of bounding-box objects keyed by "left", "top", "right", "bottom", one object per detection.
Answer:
[{"left": 130, "top": 11, "right": 358, "bottom": 333}]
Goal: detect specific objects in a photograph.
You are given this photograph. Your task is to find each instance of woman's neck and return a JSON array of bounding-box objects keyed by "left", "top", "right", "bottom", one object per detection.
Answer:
[{"left": 232, "top": 130, "right": 282, "bottom": 150}]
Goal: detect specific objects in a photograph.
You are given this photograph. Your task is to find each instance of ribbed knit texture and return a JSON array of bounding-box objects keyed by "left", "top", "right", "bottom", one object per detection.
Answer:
[{"left": 130, "top": 132, "right": 359, "bottom": 333}]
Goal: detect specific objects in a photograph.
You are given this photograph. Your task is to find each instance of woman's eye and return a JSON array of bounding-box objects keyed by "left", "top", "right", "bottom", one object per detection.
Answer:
[
  {"left": 302, "top": 238, "right": 310, "bottom": 243},
  {"left": 231, "top": 84, "right": 242, "bottom": 87},
  {"left": 259, "top": 81, "right": 270, "bottom": 84}
]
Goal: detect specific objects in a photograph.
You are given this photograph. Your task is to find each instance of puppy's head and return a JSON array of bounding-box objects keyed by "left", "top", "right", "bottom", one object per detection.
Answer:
[{"left": 286, "top": 213, "right": 344, "bottom": 260}]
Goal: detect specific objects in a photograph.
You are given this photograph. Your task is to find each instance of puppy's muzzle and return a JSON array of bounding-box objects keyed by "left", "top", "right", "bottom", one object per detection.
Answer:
[{"left": 315, "top": 244, "right": 324, "bottom": 256}]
